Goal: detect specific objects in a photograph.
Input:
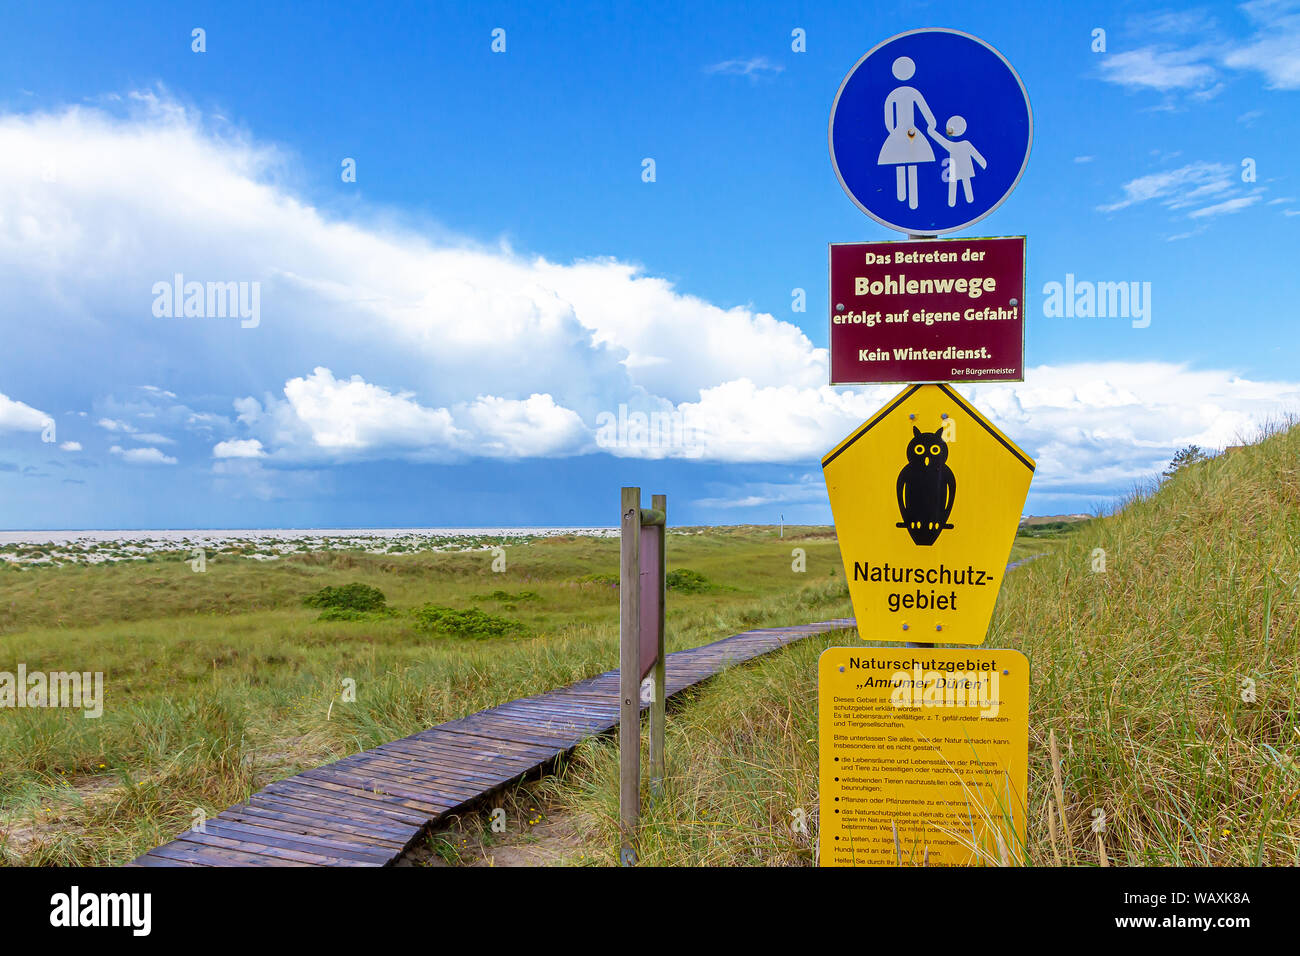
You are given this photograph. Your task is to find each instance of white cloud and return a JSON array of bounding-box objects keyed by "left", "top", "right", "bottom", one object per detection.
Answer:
[
  {"left": 212, "top": 438, "right": 265, "bottom": 459},
  {"left": 1127, "top": 9, "right": 1220, "bottom": 36},
  {"left": 1223, "top": 0, "right": 1300, "bottom": 89},
  {"left": 1098, "top": 161, "right": 1235, "bottom": 213},
  {"left": 1188, "top": 195, "right": 1262, "bottom": 218},
  {"left": 239, "top": 368, "right": 589, "bottom": 462},
  {"left": 458, "top": 393, "right": 588, "bottom": 458},
  {"left": 1, "top": 93, "right": 832, "bottom": 419},
  {"left": 59, "top": 441, "right": 82, "bottom": 451},
  {"left": 961, "top": 363, "right": 1300, "bottom": 491},
  {"left": 692, "top": 474, "right": 827, "bottom": 510},
  {"left": 705, "top": 57, "right": 785, "bottom": 80},
  {"left": 281, "top": 368, "right": 463, "bottom": 453},
  {"left": 1103, "top": 3, "right": 1300, "bottom": 95},
  {"left": 1098, "top": 46, "right": 1218, "bottom": 91},
  {"left": 110, "top": 445, "right": 177, "bottom": 465},
  {"left": 0, "top": 392, "right": 50, "bottom": 432},
  {"left": 1099, "top": 162, "right": 1264, "bottom": 224},
  {"left": 532, "top": 259, "right": 825, "bottom": 400}
]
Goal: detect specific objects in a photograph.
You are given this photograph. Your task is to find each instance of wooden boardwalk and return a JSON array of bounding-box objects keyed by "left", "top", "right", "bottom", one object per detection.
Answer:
[{"left": 132, "top": 618, "right": 855, "bottom": 866}]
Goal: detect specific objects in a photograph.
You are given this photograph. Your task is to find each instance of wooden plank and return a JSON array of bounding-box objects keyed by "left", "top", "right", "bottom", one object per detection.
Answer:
[
  {"left": 373, "top": 742, "right": 537, "bottom": 780},
  {"left": 346, "top": 741, "right": 518, "bottom": 773},
  {"left": 443, "top": 709, "right": 591, "bottom": 740},
  {"left": 454, "top": 710, "right": 593, "bottom": 738},
  {"left": 222, "top": 802, "right": 410, "bottom": 849},
  {"left": 381, "top": 733, "right": 544, "bottom": 765},
  {"left": 335, "top": 757, "right": 496, "bottom": 800},
  {"left": 148, "top": 838, "right": 305, "bottom": 867},
  {"left": 432, "top": 720, "right": 582, "bottom": 751},
  {"left": 262, "top": 779, "right": 431, "bottom": 826},
  {"left": 131, "top": 853, "right": 201, "bottom": 867},
  {"left": 414, "top": 728, "right": 560, "bottom": 760},
  {"left": 296, "top": 768, "right": 452, "bottom": 812},
  {"left": 175, "top": 828, "right": 368, "bottom": 867},
  {"left": 391, "top": 735, "right": 541, "bottom": 765},
  {"left": 246, "top": 792, "right": 418, "bottom": 839},
  {"left": 492, "top": 700, "right": 617, "bottom": 725},
  {"left": 344, "top": 749, "right": 512, "bottom": 786},
  {"left": 198, "top": 818, "right": 394, "bottom": 863},
  {"left": 349, "top": 750, "right": 522, "bottom": 788},
  {"left": 249, "top": 792, "right": 422, "bottom": 839}
]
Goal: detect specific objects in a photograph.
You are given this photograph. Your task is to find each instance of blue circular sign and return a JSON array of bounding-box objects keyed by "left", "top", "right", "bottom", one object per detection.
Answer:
[{"left": 829, "top": 29, "right": 1032, "bottom": 235}]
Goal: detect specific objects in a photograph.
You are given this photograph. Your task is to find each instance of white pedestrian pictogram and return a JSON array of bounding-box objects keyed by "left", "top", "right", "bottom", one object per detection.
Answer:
[
  {"left": 929, "top": 115, "right": 987, "bottom": 207},
  {"left": 877, "top": 57, "right": 937, "bottom": 210},
  {"left": 876, "top": 57, "right": 988, "bottom": 209}
]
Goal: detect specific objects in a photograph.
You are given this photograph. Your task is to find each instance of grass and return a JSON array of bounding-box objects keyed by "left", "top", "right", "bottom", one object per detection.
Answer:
[
  {"left": 542, "top": 424, "right": 1300, "bottom": 866},
  {"left": 0, "top": 525, "right": 866, "bottom": 866}
]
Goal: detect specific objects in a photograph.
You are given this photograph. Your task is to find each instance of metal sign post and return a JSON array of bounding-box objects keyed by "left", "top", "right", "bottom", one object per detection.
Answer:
[
  {"left": 619, "top": 486, "right": 667, "bottom": 866},
  {"left": 820, "top": 29, "right": 1035, "bottom": 866}
]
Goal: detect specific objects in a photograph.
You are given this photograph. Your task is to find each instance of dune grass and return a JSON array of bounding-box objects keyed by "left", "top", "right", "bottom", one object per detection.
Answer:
[
  {"left": 544, "top": 425, "right": 1300, "bottom": 866},
  {"left": 0, "top": 526, "right": 866, "bottom": 865}
]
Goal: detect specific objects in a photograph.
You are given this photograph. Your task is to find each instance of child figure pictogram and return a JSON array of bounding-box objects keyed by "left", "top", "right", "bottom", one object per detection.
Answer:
[{"left": 927, "top": 115, "right": 987, "bottom": 207}]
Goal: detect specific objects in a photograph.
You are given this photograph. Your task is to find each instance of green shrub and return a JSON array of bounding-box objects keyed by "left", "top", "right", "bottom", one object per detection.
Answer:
[
  {"left": 302, "top": 582, "right": 387, "bottom": 612},
  {"left": 666, "top": 568, "right": 712, "bottom": 593},
  {"left": 316, "top": 606, "right": 397, "bottom": 622},
  {"left": 410, "top": 604, "right": 524, "bottom": 639},
  {"left": 471, "top": 589, "right": 540, "bottom": 603}
]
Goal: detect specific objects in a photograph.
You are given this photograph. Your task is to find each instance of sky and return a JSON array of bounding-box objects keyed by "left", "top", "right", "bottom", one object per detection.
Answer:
[{"left": 1, "top": 0, "right": 1298, "bottom": 530}]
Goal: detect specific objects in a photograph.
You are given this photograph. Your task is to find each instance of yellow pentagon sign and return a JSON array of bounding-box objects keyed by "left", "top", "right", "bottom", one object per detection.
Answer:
[{"left": 822, "top": 383, "right": 1034, "bottom": 645}]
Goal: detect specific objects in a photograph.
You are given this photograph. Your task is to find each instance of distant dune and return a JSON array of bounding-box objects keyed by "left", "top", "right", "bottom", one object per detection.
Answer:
[{"left": 1019, "top": 513, "right": 1091, "bottom": 527}]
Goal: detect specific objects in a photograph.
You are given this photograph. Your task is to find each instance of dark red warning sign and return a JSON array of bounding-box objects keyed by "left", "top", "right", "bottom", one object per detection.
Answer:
[{"left": 829, "top": 236, "right": 1025, "bottom": 385}]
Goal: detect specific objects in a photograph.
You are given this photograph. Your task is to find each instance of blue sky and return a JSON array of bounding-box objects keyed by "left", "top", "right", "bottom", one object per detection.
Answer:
[{"left": 1, "top": 0, "right": 1298, "bottom": 529}]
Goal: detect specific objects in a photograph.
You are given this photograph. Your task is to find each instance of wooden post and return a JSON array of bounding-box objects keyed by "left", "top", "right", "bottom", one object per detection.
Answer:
[
  {"left": 649, "top": 493, "right": 667, "bottom": 799},
  {"left": 619, "top": 487, "right": 641, "bottom": 865},
  {"left": 905, "top": 233, "right": 939, "bottom": 653}
]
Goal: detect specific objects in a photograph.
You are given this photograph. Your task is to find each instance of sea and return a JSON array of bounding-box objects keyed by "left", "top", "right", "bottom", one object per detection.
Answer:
[{"left": 0, "top": 527, "right": 618, "bottom": 546}]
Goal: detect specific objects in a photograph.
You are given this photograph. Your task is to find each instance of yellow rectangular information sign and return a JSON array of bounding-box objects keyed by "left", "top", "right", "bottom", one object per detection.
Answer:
[{"left": 818, "top": 645, "right": 1028, "bottom": 866}]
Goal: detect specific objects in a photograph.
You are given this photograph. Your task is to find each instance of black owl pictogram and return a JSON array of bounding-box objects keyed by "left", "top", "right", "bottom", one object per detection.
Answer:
[{"left": 895, "top": 425, "right": 956, "bottom": 546}]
